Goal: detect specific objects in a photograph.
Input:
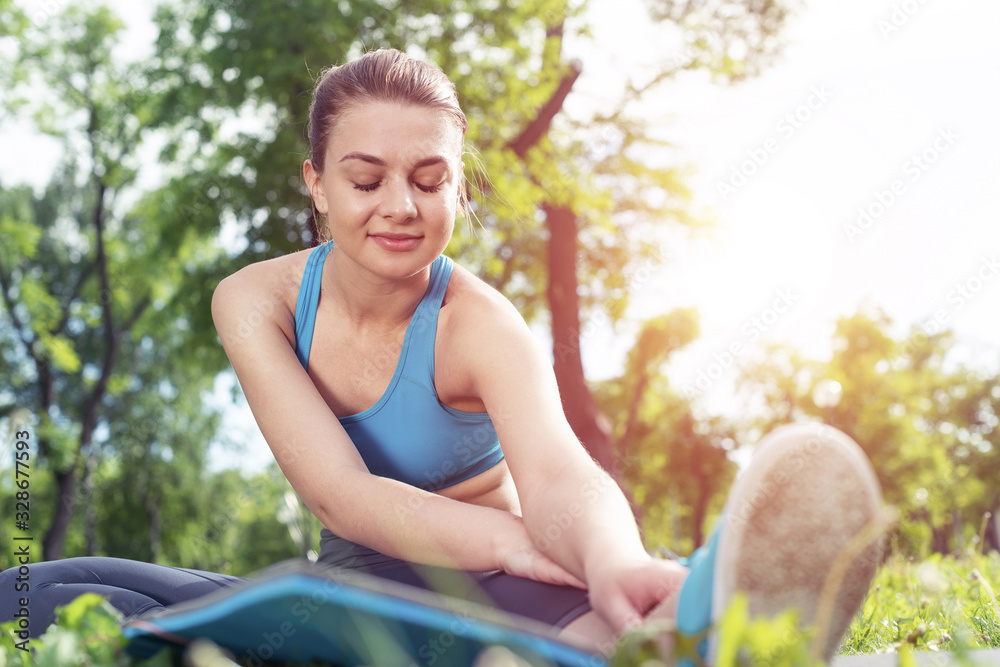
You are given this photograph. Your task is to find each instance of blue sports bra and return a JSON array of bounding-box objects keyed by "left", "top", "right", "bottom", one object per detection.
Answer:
[{"left": 293, "top": 241, "right": 504, "bottom": 491}]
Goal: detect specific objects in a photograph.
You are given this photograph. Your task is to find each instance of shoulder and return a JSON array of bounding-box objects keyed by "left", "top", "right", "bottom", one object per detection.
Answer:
[
  {"left": 439, "top": 261, "right": 528, "bottom": 336},
  {"left": 211, "top": 248, "right": 314, "bottom": 346},
  {"left": 437, "top": 260, "right": 544, "bottom": 377}
]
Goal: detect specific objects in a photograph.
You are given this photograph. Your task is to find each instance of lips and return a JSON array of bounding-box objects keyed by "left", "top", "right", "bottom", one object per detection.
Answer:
[{"left": 369, "top": 232, "right": 422, "bottom": 252}]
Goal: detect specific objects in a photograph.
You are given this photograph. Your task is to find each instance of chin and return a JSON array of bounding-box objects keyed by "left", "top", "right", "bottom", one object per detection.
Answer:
[{"left": 369, "top": 248, "right": 442, "bottom": 280}]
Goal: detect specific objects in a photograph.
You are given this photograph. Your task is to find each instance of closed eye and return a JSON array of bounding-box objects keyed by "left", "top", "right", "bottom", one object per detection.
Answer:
[{"left": 353, "top": 181, "right": 443, "bottom": 193}]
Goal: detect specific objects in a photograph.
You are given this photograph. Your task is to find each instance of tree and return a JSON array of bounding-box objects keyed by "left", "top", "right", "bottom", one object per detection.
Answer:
[
  {"left": 737, "top": 311, "right": 1000, "bottom": 555},
  {"left": 0, "top": 5, "right": 231, "bottom": 560},
  {"left": 495, "top": 0, "right": 797, "bottom": 480},
  {"left": 593, "top": 309, "right": 738, "bottom": 552}
]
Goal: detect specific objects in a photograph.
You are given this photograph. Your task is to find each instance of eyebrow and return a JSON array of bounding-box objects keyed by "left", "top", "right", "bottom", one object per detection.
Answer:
[{"left": 338, "top": 152, "right": 449, "bottom": 169}]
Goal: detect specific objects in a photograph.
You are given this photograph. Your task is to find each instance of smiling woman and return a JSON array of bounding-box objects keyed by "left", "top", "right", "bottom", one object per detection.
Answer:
[
  {"left": 0, "top": 48, "right": 886, "bottom": 665},
  {"left": 302, "top": 101, "right": 462, "bottom": 278}
]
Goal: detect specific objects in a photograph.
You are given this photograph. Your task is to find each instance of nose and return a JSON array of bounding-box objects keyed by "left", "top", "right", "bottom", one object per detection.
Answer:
[{"left": 379, "top": 176, "right": 417, "bottom": 223}]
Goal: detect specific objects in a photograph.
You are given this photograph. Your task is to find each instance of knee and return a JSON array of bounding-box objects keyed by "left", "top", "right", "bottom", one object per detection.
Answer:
[
  {"left": 0, "top": 564, "right": 28, "bottom": 595},
  {"left": 0, "top": 565, "right": 31, "bottom": 623}
]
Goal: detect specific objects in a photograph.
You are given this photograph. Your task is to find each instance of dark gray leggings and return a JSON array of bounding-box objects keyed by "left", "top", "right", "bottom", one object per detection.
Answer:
[{"left": 0, "top": 557, "right": 244, "bottom": 637}]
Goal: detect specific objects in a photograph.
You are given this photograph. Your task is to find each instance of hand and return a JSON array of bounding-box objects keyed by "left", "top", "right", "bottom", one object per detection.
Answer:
[
  {"left": 495, "top": 516, "right": 587, "bottom": 590},
  {"left": 586, "top": 555, "right": 689, "bottom": 636}
]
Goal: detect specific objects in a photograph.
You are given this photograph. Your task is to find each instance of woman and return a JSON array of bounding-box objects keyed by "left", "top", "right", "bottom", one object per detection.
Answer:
[{"left": 1, "top": 48, "right": 883, "bottom": 664}]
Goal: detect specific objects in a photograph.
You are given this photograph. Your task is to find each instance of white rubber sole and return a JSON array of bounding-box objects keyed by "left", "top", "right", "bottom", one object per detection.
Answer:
[{"left": 707, "top": 422, "right": 886, "bottom": 664}]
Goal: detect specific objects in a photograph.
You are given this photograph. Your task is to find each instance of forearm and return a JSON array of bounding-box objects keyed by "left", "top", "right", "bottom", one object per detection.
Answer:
[
  {"left": 522, "top": 459, "right": 649, "bottom": 581},
  {"left": 315, "top": 470, "right": 518, "bottom": 571}
]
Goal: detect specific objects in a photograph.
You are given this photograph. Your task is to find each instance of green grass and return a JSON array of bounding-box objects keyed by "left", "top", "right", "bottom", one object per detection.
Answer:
[
  {"left": 841, "top": 548, "right": 1000, "bottom": 656},
  {"left": 3, "top": 550, "right": 999, "bottom": 666},
  {"left": 608, "top": 548, "right": 1000, "bottom": 666}
]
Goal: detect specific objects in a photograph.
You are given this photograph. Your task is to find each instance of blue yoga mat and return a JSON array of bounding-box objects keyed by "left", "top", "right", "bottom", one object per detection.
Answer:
[{"left": 123, "top": 560, "right": 605, "bottom": 667}]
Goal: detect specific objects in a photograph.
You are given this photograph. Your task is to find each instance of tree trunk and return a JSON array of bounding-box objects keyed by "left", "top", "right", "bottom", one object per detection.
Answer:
[
  {"left": 930, "top": 523, "right": 950, "bottom": 555},
  {"left": 43, "top": 467, "right": 78, "bottom": 561},
  {"left": 506, "top": 62, "right": 621, "bottom": 471},
  {"left": 43, "top": 176, "right": 119, "bottom": 560},
  {"left": 145, "top": 491, "right": 161, "bottom": 564},
  {"left": 82, "top": 453, "right": 100, "bottom": 556},
  {"left": 43, "top": 361, "right": 106, "bottom": 560},
  {"left": 691, "top": 495, "right": 707, "bottom": 550},
  {"left": 544, "top": 203, "right": 618, "bottom": 473}
]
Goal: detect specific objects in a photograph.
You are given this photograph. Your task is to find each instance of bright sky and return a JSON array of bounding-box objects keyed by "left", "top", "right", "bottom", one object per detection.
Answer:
[
  {"left": 563, "top": 0, "right": 1000, "bottom": 414},
  {"left": 3, "top": 0, "right": 998, "bottom": 467}
]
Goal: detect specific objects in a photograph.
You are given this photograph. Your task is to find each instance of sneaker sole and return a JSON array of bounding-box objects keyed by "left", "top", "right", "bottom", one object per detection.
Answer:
[{"left": 709, "top": 422, "right": 886, "bottom": 663}]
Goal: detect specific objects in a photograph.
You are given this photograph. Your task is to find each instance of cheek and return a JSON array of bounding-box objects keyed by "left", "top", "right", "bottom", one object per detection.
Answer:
[
  {"left": 435, "top": 189, "right": 460, "bottom": 223},
  {"left": 330, "top": 183, "right": 376, "bottom": 218}
]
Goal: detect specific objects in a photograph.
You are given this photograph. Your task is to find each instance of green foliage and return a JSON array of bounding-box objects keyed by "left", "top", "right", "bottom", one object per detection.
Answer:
[
  {"left": 0, "top": 594, "right": 167, "bottom": 667},
  {"left": 594, "top": 308, "right": 738, "bottom": 554},
  {"left": 609, "top": 550, "right": 1000, "bottom": 666},
  {"left": 737, "top": 311, "right": 1000, "bottom": 556},
  {"left": 714, "top": 594, "right": 823, "bottom": 667},
  {"left": 611, "top": 594, "right": 824, "bottom": 667},
  {"left": 843, "top": 549, "right": 1000, "bottom": 655},
  {"left": 143, "top": 0, "right": 750, "bottom": 327}
]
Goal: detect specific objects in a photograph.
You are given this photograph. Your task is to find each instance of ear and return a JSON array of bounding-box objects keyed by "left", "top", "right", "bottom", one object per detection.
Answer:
[{"left": 303, "top": 159, "right": 329, "bottom": 215}]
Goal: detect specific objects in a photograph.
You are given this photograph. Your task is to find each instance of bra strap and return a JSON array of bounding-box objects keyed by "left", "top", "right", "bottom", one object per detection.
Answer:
[
  {"left": 408, "top": 255, "right": 453, "bottom": 379},
  {"left": 293, "top": 242, "right": 333, "bottom": 370}
]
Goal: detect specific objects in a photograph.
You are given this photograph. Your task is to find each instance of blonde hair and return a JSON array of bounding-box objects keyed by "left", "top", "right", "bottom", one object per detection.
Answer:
[
  {"left": 308, "top": 48, "right": 467, "bottom": 171},
  {"left": 306, "top": 48, "right": 470, "bottom": 240}
]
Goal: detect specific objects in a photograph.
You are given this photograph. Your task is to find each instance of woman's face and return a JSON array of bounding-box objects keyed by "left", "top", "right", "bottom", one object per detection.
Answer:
[{"left": 305, "top": 101, "right": 464, "bottom": 281}]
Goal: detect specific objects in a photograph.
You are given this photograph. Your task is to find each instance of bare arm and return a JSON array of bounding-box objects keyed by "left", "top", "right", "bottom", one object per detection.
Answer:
[
  {"left": 457, "top": 292, "right": 647, "bottom": 575},
  {"left": 211, "top": 269, "right": 579, "bottom": 584},
  {"left": 454, "top": 283, "right": 686, "bottom": 629}
]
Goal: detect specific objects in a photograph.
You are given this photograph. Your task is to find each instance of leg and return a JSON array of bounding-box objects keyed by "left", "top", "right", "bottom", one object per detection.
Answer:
[
  {"left": 673, "top": 422, "right": 885, "bottom": 664},
  {"left": 557, "top": 609, "right": 617, "bottom": 656},
  {"left": 0, "top": 557, "right": 244, "bottom": 637},
  {"left": 512, "top": 424, "right": 883, "bottom": 665}
]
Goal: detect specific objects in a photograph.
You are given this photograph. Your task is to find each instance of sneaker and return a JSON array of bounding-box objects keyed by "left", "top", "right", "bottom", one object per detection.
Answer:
[{"left": 674, "top": 422, "right": 886, "bottom": 665}]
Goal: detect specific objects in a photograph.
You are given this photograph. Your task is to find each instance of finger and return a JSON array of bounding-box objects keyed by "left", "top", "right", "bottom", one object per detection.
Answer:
[
  {"left": 538, "top": 558, "right": 587, "bottom": 589},
  {"left": 651, "top": 564, "right": 688, "bottom": 600},
  {"left": 556, "top": 569, "right": 587, "bottom": 590},
  {"left": 600, "top": 590, "right": 644, "bottom": 636},
  {"left": 629, "top": 568, "right": 685, "bottom": 616}
]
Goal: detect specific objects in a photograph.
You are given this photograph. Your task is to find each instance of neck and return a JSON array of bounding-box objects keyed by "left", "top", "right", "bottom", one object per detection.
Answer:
[{"left": 323, "top": 249, "right": 432, "bottom": 329}]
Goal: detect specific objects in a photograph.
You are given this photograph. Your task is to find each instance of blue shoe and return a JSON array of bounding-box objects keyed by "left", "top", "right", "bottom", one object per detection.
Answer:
[{"left": 674, "top": 423, "right": 884, "bottom": 665}]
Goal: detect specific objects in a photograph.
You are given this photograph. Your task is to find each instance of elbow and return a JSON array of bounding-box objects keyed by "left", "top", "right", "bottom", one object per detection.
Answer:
[
  {"left": 308, "top": 468, "right": 386, "bottom": 542},
  {"left": 521, "top": 457, "right": 605, "bottom": 523}
]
